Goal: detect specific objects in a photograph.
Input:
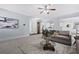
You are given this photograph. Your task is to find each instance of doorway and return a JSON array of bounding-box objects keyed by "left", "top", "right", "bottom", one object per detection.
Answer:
[
  {"left": 37, "top": 22, "right": 40, "bottom": 34},
  {"left": 29, "top": 18, "right": 42, "bottom": 35}
]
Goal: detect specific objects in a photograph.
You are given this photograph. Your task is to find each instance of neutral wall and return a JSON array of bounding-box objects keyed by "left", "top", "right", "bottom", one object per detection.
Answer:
[
  {"left": 0, "top": 8, "right": 32, "bottom": 41},
  {"left": 29, "top": 18, "right": 43, "bottom": 34},
  {"left": 59, "top": 17, "right": 79, "bottom": 34},
  {"left": 60, "top": 17, "right": 79, "bottom": 31}
]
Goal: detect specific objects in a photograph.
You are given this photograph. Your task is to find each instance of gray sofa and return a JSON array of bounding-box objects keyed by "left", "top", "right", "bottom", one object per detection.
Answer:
[
  {"left": 49, "top": 31, "right": 71, "bottom": 46},
  {"left": 74, "top": 36, "right": 79, "bottom": 53}
]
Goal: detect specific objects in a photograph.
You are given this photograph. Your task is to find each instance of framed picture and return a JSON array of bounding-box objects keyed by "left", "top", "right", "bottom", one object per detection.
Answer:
[{"left": 0, "top": 17, "right": 19, "bottom": 29}]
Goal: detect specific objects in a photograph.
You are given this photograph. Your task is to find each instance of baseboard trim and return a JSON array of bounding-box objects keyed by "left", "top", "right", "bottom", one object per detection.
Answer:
[
  {"left": 30, "top": 33, "right": 37, "bottom": 35},
  {"left": 30, "top": 33, "right": 42, "bottom": 35}
]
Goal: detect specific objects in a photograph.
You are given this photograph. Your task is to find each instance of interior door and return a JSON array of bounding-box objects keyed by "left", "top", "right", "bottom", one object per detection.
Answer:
[{"left": 37, "top": 22, "right": 40, "bottom": 34}]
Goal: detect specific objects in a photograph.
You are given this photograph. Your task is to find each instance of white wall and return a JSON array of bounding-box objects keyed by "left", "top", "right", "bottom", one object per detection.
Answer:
[
  {"left": 58, "top": 17, "right": 79, "bottom": 35},
  {"left": 0, "top": 8, "right": 32, "bottom": 41},
  {"left": 43, "top": 16, "right": 79, "bottom": 32},
  {"left": 30, "top": 18, "right": 38, "bottom": 34},
  {"left": 29, "top": 18, "right": 43, "bottom": 34},
  {"left": 60, "top": 21, "right": 74, "bottom": 31}
]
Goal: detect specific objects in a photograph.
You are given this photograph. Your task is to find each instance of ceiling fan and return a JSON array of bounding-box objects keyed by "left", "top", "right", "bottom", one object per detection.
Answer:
[{"left": 38, "top": 4, "right": 56, "bottom": 14}]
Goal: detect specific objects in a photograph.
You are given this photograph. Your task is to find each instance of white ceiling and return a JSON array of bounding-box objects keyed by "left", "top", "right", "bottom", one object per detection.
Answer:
[{"left": 0, "top": 4, "right": 79, "bottom": 20}]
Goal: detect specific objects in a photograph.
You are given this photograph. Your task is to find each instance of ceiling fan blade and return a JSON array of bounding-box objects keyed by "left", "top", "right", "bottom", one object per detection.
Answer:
[
  {"left": 40, "top": 10, "right": 44, "bottom": 14},
  {"left": 49, "top": 9, "right": 56, "bottom": 10},
  {"left": 45, "top": 5, "right": 48, "bottom": 9},
  {"left": 38, "top": 8, "right": 43, "bottom": 9}
]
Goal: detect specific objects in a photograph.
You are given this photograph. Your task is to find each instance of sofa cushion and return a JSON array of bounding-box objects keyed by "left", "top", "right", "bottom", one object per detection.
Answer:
[
  {"left": 51, "top": 35, "right": 70, "bottom": 40},
  {"left": 59, "top": 31, "right": 69, "bottom": 36}
]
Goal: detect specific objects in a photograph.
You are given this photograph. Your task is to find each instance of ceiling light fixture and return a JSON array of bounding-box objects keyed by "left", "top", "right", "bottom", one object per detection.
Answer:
[{"left": 38, "top": 4, "right": 56, "bottom": 14}]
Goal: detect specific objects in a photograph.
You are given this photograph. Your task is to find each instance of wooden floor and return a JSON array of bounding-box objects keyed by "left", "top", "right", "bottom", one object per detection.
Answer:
[{"left": 0, "top": 34, "right": 76, "bottom": 54}]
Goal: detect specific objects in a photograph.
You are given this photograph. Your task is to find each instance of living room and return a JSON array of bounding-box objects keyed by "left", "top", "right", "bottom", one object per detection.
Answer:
[{"left": 0, "top": 4, "right": 79, "bottom": 54}]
